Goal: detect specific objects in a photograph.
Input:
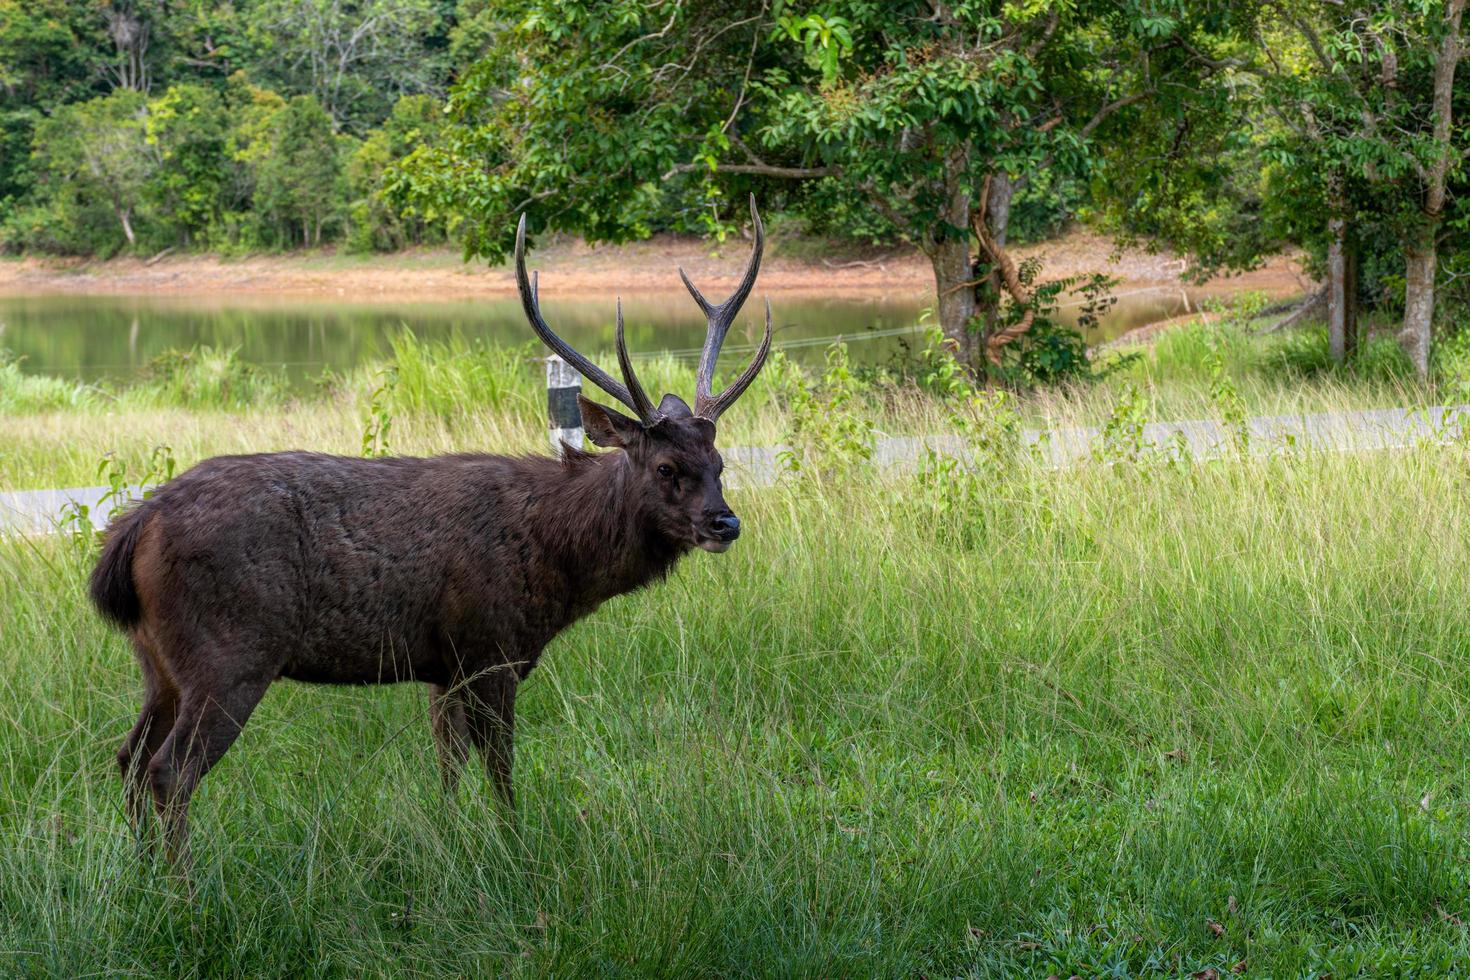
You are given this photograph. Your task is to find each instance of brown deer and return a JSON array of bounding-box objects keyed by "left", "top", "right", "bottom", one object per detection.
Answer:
[{"left": 89, "top": 198, "right": 773, "bottom": 860}]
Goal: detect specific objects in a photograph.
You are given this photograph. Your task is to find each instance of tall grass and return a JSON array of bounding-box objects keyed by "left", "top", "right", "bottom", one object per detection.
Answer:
[
  {"left": 4, "top": 434, "right": 1470, "bottom": 974},
  {"left": 5, "top": 315, "right": 1469, "bottom": 490},
  {"left": 0, "top": 352, "right": 99, "bottom": 413}
]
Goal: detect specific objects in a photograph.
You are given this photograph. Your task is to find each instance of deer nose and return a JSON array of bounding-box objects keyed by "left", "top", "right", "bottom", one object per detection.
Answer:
[{"left": 709, "top": 514, "right": 741, "bottom": 539}]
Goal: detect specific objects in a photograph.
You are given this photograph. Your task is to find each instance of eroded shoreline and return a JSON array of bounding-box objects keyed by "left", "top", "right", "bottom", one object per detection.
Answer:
[{"left": 0, "top": 231, "right": 1308, "bottom": 305}]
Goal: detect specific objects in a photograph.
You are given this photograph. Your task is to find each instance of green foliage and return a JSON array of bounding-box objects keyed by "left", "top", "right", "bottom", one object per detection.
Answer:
[
  {"left": 1207, "top": 345, "right": 1250, "bottom": 454},
  {"left": 0, "top": 0, "right": 105, "bottom": 109},
  {"left": 1432, "top": 328, "right": 1470, "bottom": 397},
  {"left": 1092, "top": 381, "right": 1181, "bottom": 467},
  {"left": 137, "top": 346, "right": 286, "bottom": 408},
  {"left": 391, "top": 2, "right": 1229, "bottom": 259},
  {"left": 1267, "top": 331, "right": 1415, "bottom": 386},
  {"left": 774, "top": 345, "right": 875, "bottom": 478},
  {"left": 0, "top": 0, "right": 457, "bottom": 256},
  {"left": 142, "top": 83, "right": 229, "bottom": 249},
  {"left": 912, "top": 324, "right": 973, "bottom": 399},
  {"left": 374, "top": 330, "right": 539, "bottom": 419},
  {"left": 0, "top": 351, "right": 95, "bottom": 412},
  {"left": 248, "top": 0, "right": 448, "bottom": 134},
  {"left": 917, "top": 386, "right": 1045, "bottom": 544},
  {"left": 361, "top": 367, "right": 397, "bottom": 458},
  {"left": 56, "top": 444, "right": 176, "bottom": 546},
  {"left": 1101, "top": 0, "right": 1470, "bottom": 374},
  {"left": 346, "top": 96, "right": 449, "bottom": 252},
  {"left": 9, "top": 89, "right": 152, "bottom": 255},
  {"left": 984, "top": 266, "right": 1121, "bottom": 386},
  {"left": 253, "top": 96, "right": 346, "bottom": 248}
]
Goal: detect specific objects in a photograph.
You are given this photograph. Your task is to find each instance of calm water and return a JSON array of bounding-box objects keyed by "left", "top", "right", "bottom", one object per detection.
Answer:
[{"left": 0, "top": 285, "right": 1226, "bottom": 384}]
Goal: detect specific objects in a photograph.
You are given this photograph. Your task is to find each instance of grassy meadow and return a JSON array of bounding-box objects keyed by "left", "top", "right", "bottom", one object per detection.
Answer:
[{"left": 5, "top": 315, "right": 1470, "bottom": 974}]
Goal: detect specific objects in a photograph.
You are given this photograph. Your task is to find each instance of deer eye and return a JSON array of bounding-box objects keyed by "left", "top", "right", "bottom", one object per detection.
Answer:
[{"left": 657, "top": 464, "right": 675, "bottom": 479}]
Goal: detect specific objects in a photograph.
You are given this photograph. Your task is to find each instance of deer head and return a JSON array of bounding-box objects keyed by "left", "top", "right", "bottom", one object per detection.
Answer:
[{"left": 515, "top": 197, "right": 773, "bottom": 553}]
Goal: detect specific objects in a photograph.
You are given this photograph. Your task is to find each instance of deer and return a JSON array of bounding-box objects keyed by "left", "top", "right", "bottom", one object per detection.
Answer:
[{"left": 89, "top": 198, "right": 774, "bottom": 862}]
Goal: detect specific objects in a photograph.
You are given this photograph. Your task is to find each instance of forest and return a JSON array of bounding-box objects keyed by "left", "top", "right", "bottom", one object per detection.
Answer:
[{"left": 4, "top": 0, "right": 1468, "bottom": 378}]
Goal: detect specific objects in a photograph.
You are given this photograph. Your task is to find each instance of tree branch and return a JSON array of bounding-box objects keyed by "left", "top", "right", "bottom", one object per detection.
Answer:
[
  {"left": 661, "top": 161, "right": 837, "bottom": 180},
  {"left": 1024, "top": 7, "right": 1060, "bottom": 59},
  {"left": 1017, "top": 86, "right": 1153, "bottom": 189},
  {"left": 973, "top": 175, "right": 1036, "bottom": 363},
  {"left": 1077, "top": 89, "right": 1152, "bottom": 141},
  {"left": 720, "top": 1, "right": 767, "bottom": 135}
]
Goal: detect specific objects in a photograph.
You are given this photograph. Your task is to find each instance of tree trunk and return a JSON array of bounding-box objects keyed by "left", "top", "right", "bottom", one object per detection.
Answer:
[
  {"left": 1326, "top": 176, "right": 1348, "bottom": 362},
  {"left": 1399, "top": 0, "right": 1464, "bottom": 378},
  {"left": 925, "top": 147, "right": 979, "bottom": 371},
  {"left": 1344, "top": 242, "right": 1358, "bottom": 358},
  {"left": 975, "top": 173, "right": 1044, "bottom": 364},
  {"left": 1328, "top": 220, "right": 1346, "bottom": 362},
  {"left": 986, "top": 172, "right": 1013, "bottom": 249},
  {"left": 978, "top": 173, "right": 1014, "bottom": 340},
  {"left": 117, "top": 207, "right": 136, "bottom": 246},
  {"left": 1402, "top": 233, "right": 1436, "bottom": 378},
  {"left": 931, "top": 235, "right": 978, "bottom": 370}
]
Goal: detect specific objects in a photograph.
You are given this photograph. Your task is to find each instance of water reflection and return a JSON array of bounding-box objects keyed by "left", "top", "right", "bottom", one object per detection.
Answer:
[{"left": 0, "top": 284, "right": 1242, "bottom": 384}]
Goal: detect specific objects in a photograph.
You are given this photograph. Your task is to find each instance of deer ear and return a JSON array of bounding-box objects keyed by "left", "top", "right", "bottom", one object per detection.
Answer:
[{"left": 578, "top": 395, "right": 643, "bottom": 448}]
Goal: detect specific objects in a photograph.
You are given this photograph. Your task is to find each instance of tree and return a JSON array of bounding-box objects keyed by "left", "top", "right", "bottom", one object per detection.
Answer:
[
  {"left": 1103, "top": 1, "right": 1469, "bottom": 375},
  {"left": 24, "top": 90, "right": 155, "bottom": 249},
  {"left": 392, "top": 0, "right": 1235, "bottom": 374},
  {"left": 253, "top": 95, "right": 346, "bottom": 246},
  {"left": 0, "top": 0, "right": 106, "bottom": 104},
  {"left": 1396, "top": 1, "right": 1465, "bottom": 375},
  {"left": 347, "top": 94, "right": 448, "bottom": 251},
  {"left": 249, "top": 0, "right": 449, "bottom": 133},
  {"left": 0, "top": 0, "right": 109, "bottom": 209},
  {"left": 144, "top": 83, "right": 229, "bottom": 247},
  {"left": 102, "top": 0, "right": 157, "bottom": 91}
]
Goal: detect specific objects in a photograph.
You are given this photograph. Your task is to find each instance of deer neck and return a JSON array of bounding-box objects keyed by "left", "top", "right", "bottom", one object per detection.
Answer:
[{"left": 536, "top": 451, "right": 686, "bottom": 606}]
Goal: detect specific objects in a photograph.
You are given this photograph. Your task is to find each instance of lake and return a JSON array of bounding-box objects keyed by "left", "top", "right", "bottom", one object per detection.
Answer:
[{"left": 0, "top": 284, "right": 1231, "bottom": 384}]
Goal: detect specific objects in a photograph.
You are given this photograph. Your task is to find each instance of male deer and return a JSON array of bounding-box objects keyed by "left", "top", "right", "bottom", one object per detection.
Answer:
[{"left": 90, "top": 199, "right": 773, "bottom": 860}]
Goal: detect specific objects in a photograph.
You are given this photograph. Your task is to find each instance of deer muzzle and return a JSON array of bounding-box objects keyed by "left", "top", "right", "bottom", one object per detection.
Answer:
[{"left": 698, "top": 513, "right": 741, "bottom": 552}]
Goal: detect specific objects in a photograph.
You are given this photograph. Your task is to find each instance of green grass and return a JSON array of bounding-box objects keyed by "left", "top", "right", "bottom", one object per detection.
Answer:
[{"left": 5, "top": 427, "right": 1470, "bottom": 973}]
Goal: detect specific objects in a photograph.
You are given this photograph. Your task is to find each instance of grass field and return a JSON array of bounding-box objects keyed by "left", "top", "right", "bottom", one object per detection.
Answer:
[{"left": 5, "top": 319, "right": 1470, "bottom": 975}]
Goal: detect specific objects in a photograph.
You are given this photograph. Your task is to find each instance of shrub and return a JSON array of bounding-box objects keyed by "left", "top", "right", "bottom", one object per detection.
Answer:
[
  {"left": 0, "top": 351, "right": 95, "bottom": 412},
  {"left": 368, "top": 330, "right": 541, "bottom": 420},
  {"left": 130, "top": 346, "right": 287, "bottom": 409},
  {"left": 774, "top": 344, "right": 876, "bottom": 478}
]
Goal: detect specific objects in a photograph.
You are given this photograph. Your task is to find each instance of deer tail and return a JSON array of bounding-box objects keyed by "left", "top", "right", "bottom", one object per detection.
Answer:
[{"left": 89, "top": 505, "right": 148, "bottom": 628}]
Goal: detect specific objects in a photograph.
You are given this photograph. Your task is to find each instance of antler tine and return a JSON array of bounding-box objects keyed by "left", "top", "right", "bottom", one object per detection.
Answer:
[
  {"left": 699, "top": 299, "right": 773, "bottom": 422},
  {"left": 687, "top": 195, "right": 766, "bottom": 419},
  {"left": 677, "top": 267, "right": 714, "bottom": 317},
  {"left": 615, "top": 298, "right": 659, "bottom": 422},
  {"left": 515, "top": 214, "right": 652, "bottom": 421}
]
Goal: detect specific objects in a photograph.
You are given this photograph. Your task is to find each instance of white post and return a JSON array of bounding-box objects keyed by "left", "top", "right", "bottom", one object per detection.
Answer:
[{"left": 546, "top": 354, "right": 583, "bottom": 455}]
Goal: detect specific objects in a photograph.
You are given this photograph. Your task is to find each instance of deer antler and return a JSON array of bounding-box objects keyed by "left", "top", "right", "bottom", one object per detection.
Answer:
[
  {"left": 681, "top": 195, "right": 773, "bottom": 422},
  {"left": 516, "top": 214, "right": 658, "bottom": 423}
]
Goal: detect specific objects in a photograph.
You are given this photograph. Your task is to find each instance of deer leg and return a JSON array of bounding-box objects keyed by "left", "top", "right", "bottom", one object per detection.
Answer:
[
  {"left": 465, "top": 667, "right": 519, "bottom": 812},
  {"left": 145, "top": 675, "right": 271, "bottom": 866},
  {"left": 428, "top": 682, "right": 471, "bottom": 791},
  {"left": 117, "top": 639, "right": 179, "bottom": 841},
  {"left": 119, "top": 691, "right": 179, "bottom": 839}
]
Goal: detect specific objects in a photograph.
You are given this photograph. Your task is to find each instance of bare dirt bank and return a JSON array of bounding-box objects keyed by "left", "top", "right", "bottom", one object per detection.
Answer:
[{"left": 0, "top": 230, "right": 1309, "bottom": 304}]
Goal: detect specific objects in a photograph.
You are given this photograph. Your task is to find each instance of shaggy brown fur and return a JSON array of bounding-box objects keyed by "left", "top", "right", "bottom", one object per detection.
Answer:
[{"left": 92, "top": 409, "right": 741, "bottom": 857}]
